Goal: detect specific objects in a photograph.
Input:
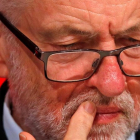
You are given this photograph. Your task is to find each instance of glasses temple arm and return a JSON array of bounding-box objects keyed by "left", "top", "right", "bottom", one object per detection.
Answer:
[{"left": 0, "top": 13, "right": 41, "bottom": 58}]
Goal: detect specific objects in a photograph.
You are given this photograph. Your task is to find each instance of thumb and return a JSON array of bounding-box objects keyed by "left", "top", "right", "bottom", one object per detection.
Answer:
[
  {"left": 64, "top": 101, "right": 96, "bottom": 140},
  {"left": 19, "top": 132, "right": 36, "bottom": 140}
]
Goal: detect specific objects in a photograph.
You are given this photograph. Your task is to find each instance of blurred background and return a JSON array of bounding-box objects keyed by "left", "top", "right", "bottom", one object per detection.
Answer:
[{"left": 0, "top": 78, "right": 6, "bottom": 87}]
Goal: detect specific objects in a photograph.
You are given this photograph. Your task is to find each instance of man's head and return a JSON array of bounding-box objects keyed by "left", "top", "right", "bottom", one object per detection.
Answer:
[{"left": 1, "top": 0, "right": 140, "bottom": 139}]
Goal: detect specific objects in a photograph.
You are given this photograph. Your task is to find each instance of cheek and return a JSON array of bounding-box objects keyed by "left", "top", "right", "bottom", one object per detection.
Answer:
[
  {"left": 127, "top": 78, "right": 140, "bottom": 110},
  {"left": 47, "top": 81, "right": 87, "bottom": 107},
  {"left": 49, "top": 82, "right": 79, "bottom": 103}
]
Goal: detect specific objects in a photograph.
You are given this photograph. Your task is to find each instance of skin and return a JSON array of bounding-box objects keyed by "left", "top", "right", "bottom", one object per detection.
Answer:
[{"left": 1, "top": 0, "right": 140, "bottom": 139}]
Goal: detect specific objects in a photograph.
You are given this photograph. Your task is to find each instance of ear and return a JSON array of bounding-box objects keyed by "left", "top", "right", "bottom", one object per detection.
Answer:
[{"left": 0, "top": 33, "right": 8, "bottom": 78}]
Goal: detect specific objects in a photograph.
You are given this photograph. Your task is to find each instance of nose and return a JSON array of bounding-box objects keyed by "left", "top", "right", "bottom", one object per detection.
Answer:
[{"left": 85, "top": 56, "right": 126, "bottom": 97}]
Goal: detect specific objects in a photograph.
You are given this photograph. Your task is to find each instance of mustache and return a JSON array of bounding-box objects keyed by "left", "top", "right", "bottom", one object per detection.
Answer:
[{"left": 61, "top": 89, "right": 134, "bottom": 122}]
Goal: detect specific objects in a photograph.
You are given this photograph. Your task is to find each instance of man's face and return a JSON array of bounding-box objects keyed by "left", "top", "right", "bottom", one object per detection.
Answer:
[{"left": 5, "top": 0, "right": 140, "bottom": 139}]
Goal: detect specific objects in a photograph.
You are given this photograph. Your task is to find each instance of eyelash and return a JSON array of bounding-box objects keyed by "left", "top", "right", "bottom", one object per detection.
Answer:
[
  {"left": 115, "top": 37, "right": 140, "bottom": 47},
  {"left": 127, "top": 38, "right": 139, "bottom": 43},
  {"left": 59, "top": 42, "right": 84, "bottom": 50},
  {"left": 61, "top": 43, "right": 76, "bottom": 48}
]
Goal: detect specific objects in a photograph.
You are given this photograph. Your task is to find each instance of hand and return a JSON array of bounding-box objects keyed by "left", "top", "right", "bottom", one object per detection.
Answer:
[
  {"left": 64, "top": 101, "right": 96, "bottom": 140},
  {"left": 19, "top": 101, "right": 96, "bottom": 140},
  {"left": 19, "top": 132, "right": 35, "bottom": 140}
]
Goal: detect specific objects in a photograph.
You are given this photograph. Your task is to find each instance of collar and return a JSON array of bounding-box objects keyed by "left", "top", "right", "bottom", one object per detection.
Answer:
[
  {"left": 128, "top": 133, "right": 135, "bottom": 140},
  {"left": 3, "top": 92, "right": 22, "bottom": 140}
]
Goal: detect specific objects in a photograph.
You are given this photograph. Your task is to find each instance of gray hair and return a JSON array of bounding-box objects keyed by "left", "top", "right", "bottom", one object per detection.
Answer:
[
  {"left": 0, "top": 0, "right": 34, "bottom": 46},
  {"left": 0, "top": 0, "right": 34, "bottom": 66},
  {"left": 0, "top": 0, "right": 33, "bottom": 24}
]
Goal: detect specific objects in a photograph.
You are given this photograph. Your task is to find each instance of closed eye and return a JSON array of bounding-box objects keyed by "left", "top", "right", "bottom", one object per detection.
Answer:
[{"left": 115, "top": 37, "right": 140, "bottom": 47}]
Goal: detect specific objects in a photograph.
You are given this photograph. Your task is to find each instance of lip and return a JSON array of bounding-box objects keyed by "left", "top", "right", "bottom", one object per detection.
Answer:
[{"left": 94, "top": 106, "right": 122, "bottom": 124}]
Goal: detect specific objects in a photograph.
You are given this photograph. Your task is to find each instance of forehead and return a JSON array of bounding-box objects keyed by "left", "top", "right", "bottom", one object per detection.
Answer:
[{"left": 23, "top": 0, "right": 140, "bottom": 36}]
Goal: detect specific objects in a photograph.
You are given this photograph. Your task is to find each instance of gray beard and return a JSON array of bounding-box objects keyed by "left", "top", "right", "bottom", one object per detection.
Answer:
[{"left": 29, "top": 90, "right": 140, "bottom": 140}]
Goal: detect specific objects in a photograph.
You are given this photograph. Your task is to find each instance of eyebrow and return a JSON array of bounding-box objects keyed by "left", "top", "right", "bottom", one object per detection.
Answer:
[
  {"left": 38, "top": 24, "right": 98, "bottom": 42},
  {"left": 115, "top": 22, "right": 140, "bottom": 36},
  {"left": 40, "top": 22, "right": 140, "bottom": 42}
]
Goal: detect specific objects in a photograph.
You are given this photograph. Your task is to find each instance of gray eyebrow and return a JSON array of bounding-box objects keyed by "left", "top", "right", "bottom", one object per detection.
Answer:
[
  {"left": 38, "top": 22, "right": 140, "bottom": 42},
  {"left": 38, "top": 24, "right": 98, "bottom": 42},
  {"left": 115, "top": 22, "right": 140, "bottom": 36}
]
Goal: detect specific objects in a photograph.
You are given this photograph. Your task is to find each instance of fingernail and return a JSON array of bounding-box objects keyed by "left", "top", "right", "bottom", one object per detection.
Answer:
[
  {"left": 19, "top": 134, "right": 26, "bottom": 140},
  {"left": 83, "top": 101, "right": 96, "bottom": 115}
]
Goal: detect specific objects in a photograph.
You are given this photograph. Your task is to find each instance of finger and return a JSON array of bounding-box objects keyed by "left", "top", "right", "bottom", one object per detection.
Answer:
[
  {"left": 19, "top": 132, "right": 36, "bottom": 140},
  {"left": 64, "top": 101, "right": 96, "bottom": 140}
]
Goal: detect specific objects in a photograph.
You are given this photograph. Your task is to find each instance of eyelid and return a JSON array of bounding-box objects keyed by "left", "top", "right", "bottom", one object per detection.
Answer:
[
  {"left": 60, "top": 43, "right": 76, "bottom": 48},
  {"left": 128, "top": 38, "right": 139, "bottom": 42},
  {"left": 52, "top": 37, "right": 81, "bottom": 45},
  {"left": 56, "top": 41, "right": 78, "bottom": 46},
  {"left": 127, "top": 32, "right": 140, "bottom": 40},
  {"left": 115, "top": 36, "right": 140, "bottom": 42},
  {"left": 123, "top": 35, "right": 140, "bottom": 41}
]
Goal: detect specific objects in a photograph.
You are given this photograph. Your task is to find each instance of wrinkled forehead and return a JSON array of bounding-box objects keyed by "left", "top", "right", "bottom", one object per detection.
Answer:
[
  {"left": 4, "top": 0, "right": 140, "bottom": 22},
  {"left": 31, "top": 0, "right": 140, "bottom": 21},
  {"left": 25, "top": 0, "right": 139, "bottom": 33},
  {"left": 3, "top": 0, "right": 139, "bottom": 39},
  {"left": 32, "top": 0, "right": 139, "bottom": 15}
]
